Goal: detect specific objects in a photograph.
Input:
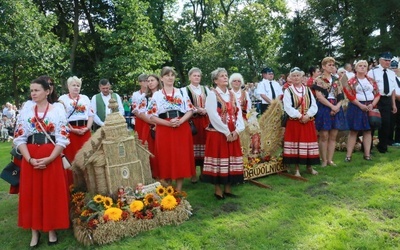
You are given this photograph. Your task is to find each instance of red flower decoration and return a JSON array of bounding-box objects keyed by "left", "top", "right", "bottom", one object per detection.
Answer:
[{"left": 47, "top": 123, "right": 55, "bottom": 133}]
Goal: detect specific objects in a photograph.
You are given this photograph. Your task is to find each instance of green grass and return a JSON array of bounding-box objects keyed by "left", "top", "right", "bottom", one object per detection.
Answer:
[{"left": 1, "top": 141, "right": 399, "bottom": 249}]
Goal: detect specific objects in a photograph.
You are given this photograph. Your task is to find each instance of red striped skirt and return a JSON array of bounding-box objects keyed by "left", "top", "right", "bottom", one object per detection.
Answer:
[
  {"left": 283, "top": 119, "right": 320, "bottom": 165},
  {"left": 202, "top": 130, "right": 244, "bottom": 185},
  {"left": 192, "top": 115, "right": 209, "bottom": 159}
]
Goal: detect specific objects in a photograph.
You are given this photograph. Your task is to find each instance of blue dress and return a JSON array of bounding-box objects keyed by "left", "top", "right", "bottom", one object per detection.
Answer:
[{"left": 312, "top": 76, "right": 348, "bottom": 131}]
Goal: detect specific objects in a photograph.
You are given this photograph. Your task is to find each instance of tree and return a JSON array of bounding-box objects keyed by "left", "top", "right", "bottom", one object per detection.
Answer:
[
  {"left": 0, "top": 0, "right": 68, "bottom": 105},
  {"left": 278, "top": 10, "right": 325, "bottom": 73},
  {"left": 95, "top": 0, "right": 168, "bottom": 96},
  {"left": 185, "top": 2, "right": 287, "bottom": 83},
  {"left": 305, "top": 0, "right": 400, "bottom": 63}
]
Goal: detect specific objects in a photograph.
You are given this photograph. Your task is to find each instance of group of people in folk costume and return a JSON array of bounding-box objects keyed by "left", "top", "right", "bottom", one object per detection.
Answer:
[{"left": 9, "top": 49, "right": 400, "bottom": 247}]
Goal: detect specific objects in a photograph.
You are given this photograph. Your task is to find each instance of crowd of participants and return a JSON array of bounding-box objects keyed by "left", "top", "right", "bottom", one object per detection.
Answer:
[
  {"left": 6, "top": 51, "right": 400, "bottom": 247},
  {"left": 0, "top": 102, "right": 19, "bottom": 142}
]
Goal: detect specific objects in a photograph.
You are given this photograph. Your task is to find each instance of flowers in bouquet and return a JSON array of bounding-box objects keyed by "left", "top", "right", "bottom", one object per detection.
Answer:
[
  {"left": 130, "top": 200, "right": 144, "bottom": 213},
  {"left": 70, "top": 184, "right": 189, "bottom": 229},
  {"left": 103, "top": 207, "right": 123, "bottom": 222},
  {"left": 244, "top": 157, "right": 261, "bottom": 169},
  {"left": 161, "top": 195, "right": 177, "bottom": 210}
]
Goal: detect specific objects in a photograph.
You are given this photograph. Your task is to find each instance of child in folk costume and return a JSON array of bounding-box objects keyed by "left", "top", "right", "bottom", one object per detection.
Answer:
[{"left": 202, "top": 68, "right": 245, "bottom": 200}]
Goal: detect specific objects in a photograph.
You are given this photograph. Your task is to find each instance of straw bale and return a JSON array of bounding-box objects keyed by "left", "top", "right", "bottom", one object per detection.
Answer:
[
  {"left": 73, "top": 219, "right": 95, "bottom": 246},
  {"left": 73, "top": 200, "right": 192, "bottom": 246},
  {"left": 72, "top": 128, "right": 104, "bottom": 171},
  {"left": 94, "top": 165, "right": 108, "bottom": 194}
]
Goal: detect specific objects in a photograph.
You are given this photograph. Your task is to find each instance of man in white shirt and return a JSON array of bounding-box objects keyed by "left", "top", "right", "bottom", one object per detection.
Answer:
[
  {"left": 389, "top": 58, "right": 400, "bottom": 146},
  {"left": 367, "top": 52, "right": 398, "bottom": 153},
  {"left": 90, "top": 79, "right": 124, "bottom": 130},
  {"left": 256, "top": 67, "right": 283, "bottom": 115}
]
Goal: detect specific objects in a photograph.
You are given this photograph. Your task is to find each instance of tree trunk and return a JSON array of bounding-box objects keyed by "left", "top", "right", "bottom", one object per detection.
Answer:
[{"left": 70, "top": 0, "right": 80, "bottom": 73}]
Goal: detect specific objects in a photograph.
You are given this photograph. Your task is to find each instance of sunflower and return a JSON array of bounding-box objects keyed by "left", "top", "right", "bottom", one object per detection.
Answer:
[
  {"left": 103, "top": 197, "right": 113, "bottom": 209},
  {"left": 93, "top": 194, "right": 104, "bottom": 204},
  {"left": 161, "top": 194, "right": 178, "bottom": 210},
  {"left": 166, "top": 186, "right": 175, "bottom": 195},
  {"left": 144, "top": 193, "right": 155, "bottom": 206},
  {"left": 130, "top": 200, "right": 144, "bottom": 212},
  {"left": 156, "top": 185, "right": 166, "bottom": 196},
  {"left": 72, "top": 192, "right": 85, "bottom": 204},
  {"left": 103, "top": 207, "right": 123, "bottom": 221}
]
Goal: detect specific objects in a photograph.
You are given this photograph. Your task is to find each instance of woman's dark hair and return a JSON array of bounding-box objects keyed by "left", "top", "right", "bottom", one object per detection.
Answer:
[
  {"left": 31, "top": 78, "right": 52, "bottom": 103},
  {"left": 145, "top": 74, "right": 162, "bottom": 98},
  {"left": 37, "top": 75, "right": 58, "bottom": 103},
  {"left": 308, "top": 66, "right": 319, "bottom": 75}
]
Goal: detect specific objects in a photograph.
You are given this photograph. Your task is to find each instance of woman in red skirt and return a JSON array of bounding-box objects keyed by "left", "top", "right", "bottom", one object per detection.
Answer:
[
  {"left": 59, "top": 76, "right": 93, "bottom": 187},
  {"left": 132, "top": 74, "right": 148, "bottom": 142},
  {"left": 13, "top": 78, "right": 70, "bottom": 247},
  {"left": 147, "top": 67, "right": 195, "bottom": 191},
  {"left": 203, "top": 68, "right": 245, "bottom": 200},
  {"left": 137, "top": 74, "right": 162, "bottom": 178},
  {"left": 283, "top": 67, "right": 320, "bottom": 177}
]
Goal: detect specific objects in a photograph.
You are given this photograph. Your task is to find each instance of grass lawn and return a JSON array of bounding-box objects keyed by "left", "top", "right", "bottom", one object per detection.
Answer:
[{"left": 0, "top": 141, "right": 399, "bottom": 249}]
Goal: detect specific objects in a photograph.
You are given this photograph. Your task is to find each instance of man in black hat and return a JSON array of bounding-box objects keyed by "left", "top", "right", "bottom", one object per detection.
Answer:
[
  {"left": 367, "top": 52, "right": 398, "bottom": 153},
  {"left": 256, "top": 67, "right": 283, "bottom": 115}
]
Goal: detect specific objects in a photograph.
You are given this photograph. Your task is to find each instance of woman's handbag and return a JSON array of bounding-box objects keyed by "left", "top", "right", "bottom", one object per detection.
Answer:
[
  {"left": 358, "top": 79, "right": 381, "bottom": 129},
  {"left": 1, "top": 161, "right": 20, "bottom": 186},
  {"left": 61, "top": 155, "right": 72, "bottom": 169},
  {"left": 368, "top": 108, "right": 382, "bottom": 129},
  {"left": 281, "top": 112, "right": 289, "bottom": 127},
  {"left": 10, "top": 147, "right": 22, "bottom": 160},
  {"left": 188, "top": 120, "right": 197, "bottom": 135}
]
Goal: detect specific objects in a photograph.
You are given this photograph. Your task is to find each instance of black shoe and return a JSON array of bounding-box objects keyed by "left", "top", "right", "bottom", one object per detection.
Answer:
[
  {"left": 223, "top": 192, "right": 239, "bottom": 198},
  {"left": 376, "top": 146, "right": 387, "bottom": 153},
  {"left": 214, "top": 193, "right": 225, "bottom": 200},
  {"left": 30, "top": 232, "right": 41, "bottom": 249}
]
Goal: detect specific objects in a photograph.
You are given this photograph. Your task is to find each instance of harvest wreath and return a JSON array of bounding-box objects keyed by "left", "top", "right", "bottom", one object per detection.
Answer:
[{"left": 70, "top": 183, "right": 192, "bottom": 246}]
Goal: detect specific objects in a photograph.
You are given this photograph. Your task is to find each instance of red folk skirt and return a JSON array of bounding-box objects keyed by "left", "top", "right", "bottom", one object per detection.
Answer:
[
  {"left": 191, "top": 115, "right": 209, "bottom": 160},
  {"left": 64, "top": 125, "right": 91, "bottom": 188},
  {"left": 283, "top": 119, "right": 320, "bottom": 166},
  {"left": 202, "top": 130, "right": 244, "bottom": 185},
  {"left": 18, "top": 143, "right": 70, "bottom": 231},
  {"left": 155, "top": 120, "right": 195, "bottom": 179},
  {"left": 135, "top": 117, "right": 146, "bottom": 143}
]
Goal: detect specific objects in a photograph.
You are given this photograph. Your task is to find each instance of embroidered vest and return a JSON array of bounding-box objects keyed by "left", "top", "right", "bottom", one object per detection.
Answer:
[
  {"left": 214, "top": 89, "right": 238, "bottom": 132},
  {"left": 96, "top": 93, "right": 117, "bottom": 122}
]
